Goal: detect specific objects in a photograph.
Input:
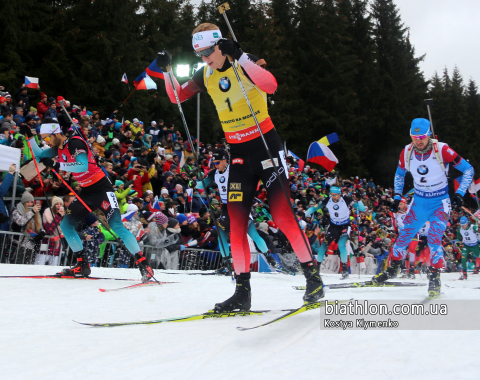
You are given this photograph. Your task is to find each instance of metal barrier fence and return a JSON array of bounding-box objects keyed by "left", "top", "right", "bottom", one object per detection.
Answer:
[{"left": 0, "top": 230, "right": 224, "bottom": 271}]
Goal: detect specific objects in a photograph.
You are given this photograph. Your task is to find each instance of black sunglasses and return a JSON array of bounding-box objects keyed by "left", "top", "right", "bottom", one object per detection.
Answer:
[{"left": 194, "top": 44, "right": 216, "bottom": 58}]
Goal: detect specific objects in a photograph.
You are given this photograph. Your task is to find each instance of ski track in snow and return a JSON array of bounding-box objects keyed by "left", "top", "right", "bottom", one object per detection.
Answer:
[{"left": 1, "top": 264, "right": 479, "bottom": 380}]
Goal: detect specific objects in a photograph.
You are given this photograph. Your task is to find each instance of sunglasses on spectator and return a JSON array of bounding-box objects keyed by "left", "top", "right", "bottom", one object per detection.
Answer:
[{"left": 194, "top": 44, "right": 217, "bottom": 58}]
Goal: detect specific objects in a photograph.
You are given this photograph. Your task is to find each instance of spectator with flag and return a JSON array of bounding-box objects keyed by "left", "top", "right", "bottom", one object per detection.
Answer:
[{"left": 15, "top": 83, "right": 39, "bottom": 112}]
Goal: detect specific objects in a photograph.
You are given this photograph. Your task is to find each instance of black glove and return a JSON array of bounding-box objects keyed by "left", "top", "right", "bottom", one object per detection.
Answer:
[
  {"left": 452, "top": 193, "right": 464, "bottom": 209},
  {"left": 33, "top": 230, "right": 46, "bottom": 243},
  {"left": 217, "top": 38, "right": 243, "bottom": 61},
  {"left": 156, "top": 50, "right": 172, "bottom": 71},
  {"left": 40, "top": 157, "right": 60, "bottom": 172},
  {"left": 391, "top": 198, "right": 401, "bottom": 213},
  {"left": 20, "top": 124, "right": 33, "bottom": 139}
]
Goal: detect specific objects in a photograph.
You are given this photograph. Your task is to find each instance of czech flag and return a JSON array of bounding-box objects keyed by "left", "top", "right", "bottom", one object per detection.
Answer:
[
  {"left": 121, "top": 73, "right": 128, "bottom": 83},
  {"left": 186, "top": 189, "right": 193, "bottom": 203},
  {"left": 307, "top": 142, "right": 338, "bottom": 171},
  {"left": 149, "top": 196, "right": 162, "bottom": 212},
  {"left": 133, "top": 72, "right": 157, "bottom": 90},
  {"left": 287, "top": 149, "right": 305, "bottom": 171},
  {"left": 146, "top": 58, "right": 165, "bottom": 79},
  {"left": 317, "top": 133, "right": 339, "bottom": 147},
  {"left": 122, "top": 210, "right": 136, "bottom": 222},
  {"left": 25, "top": 76, "right": 39, "bottom": 89}
]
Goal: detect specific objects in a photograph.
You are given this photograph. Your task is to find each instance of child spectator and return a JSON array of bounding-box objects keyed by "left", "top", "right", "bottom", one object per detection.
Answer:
[{"left": 38, "top": 196, "right": 65, "bottom": 265}]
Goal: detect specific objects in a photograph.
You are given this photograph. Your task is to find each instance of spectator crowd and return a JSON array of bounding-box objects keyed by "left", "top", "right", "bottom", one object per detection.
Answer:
[{"left": 0, "top": 84, "right": 476, "bottom": 274}]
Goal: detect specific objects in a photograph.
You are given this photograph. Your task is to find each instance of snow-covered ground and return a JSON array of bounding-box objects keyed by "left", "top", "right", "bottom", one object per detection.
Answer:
[{"left": 2, "top": 263, "right": 479, "bottom": 380}]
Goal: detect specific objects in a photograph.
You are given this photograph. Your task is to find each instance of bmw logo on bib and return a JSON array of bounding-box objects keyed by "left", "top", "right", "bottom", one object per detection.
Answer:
[
  {"left": 417, "top": 165, "right": 429, "bottom": 175},
  {"left": 220, "top": 176, "right": 225, "bottom": 183},
  {"left": 333, "top": 205, "right": 339, "bottom": 210},
  {"left": 219, "top": 77, "right": 231, "bottom": 93}
]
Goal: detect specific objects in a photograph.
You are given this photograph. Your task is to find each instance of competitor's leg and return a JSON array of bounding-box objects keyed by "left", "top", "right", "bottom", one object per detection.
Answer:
[
  {"left": 59, "top": 197, "right": 91, "bottom": 276},
  {"left": 426, "top": 197, "right": 451, "bottom": 296},
  {"left": 257, "top": 131, "right": 323, "bottom": 302},
  {"left": 460, "top": 247, "right": 469, "bottom": 279},
  {"left": 106, "top": 208, "right": 153, "bottom": 282},
  {"left": 338, "top": 234, "right": 349, "bottom": 279},
  {"left": 217, "top": 205, "right": 231, "bottom": 259},
  {"left": 317, "top": 242, "right": 328, "bottom": 263},
  {"left": 473, "top": 245, "right": 480, "bottom": 274},
  {"left": 247, "top": 221, "right": 268, "bottom": 254},
  {"left": 213, "top": 149, "right": 257, "bottom": 312},
  {"left": 372, "top": 199, "right": 425, "bottom": 284}
]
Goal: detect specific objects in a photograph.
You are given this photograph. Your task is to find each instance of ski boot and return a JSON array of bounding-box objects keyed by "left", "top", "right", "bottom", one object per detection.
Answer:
[
  {"left": 135, "top": 252, "right": 154, "bottom": 283},
  {"left": 473, "top": 267, "right": 480, "bottom": 275},
  {"left": 301, "top": 261, "right": 325, "bottom": 303},
  {"left": 340, "top": 263, "right": 349, "bottom": 280},
  {"left": 399, "top": 269, "right": 408, "bottom": 279},
  {"left": 408, "top": 267, "right": 416, "bottom": 279},
  {"left": 214, "top": 272, "right": 251, "bottom": 313},
  {"left": 58, "top": 254, "right": 91, "bottom": 278},
  {"left": 370, "top": 260, "right": 401, "bottom": 285},
  {"left": 428, "top": 268, "right": 441, "bottom": 299},
  {"left": 458, "top": 271, "right": 467, "bottom": 280}
]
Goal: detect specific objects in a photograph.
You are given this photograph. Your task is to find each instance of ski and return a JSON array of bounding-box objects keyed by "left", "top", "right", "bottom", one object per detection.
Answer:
[
  {"left": 0, "top": 275, "right": 147, "bottom": 281},
  {"left": 0, "top": 275, "right": 148, "bottom": 282},
  {"left": 418, "top": 292, "right": 443, "bottom": 305},
  {"left": 237, "top": 299, "right": 351, "bottom": 331},
  {"left": 292, "top": 281, "right": 426, "bottom": 290},
  {"left": 99, "top": 281, "right": 177, "bottom": 292},
  {"left": 74, "top": 308, "right": 294, "bottom": 327}
]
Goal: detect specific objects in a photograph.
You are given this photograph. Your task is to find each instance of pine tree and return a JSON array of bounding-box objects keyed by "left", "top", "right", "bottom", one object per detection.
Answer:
[{"left": 370, "top": 0, "right": 427, "bottom": 183}]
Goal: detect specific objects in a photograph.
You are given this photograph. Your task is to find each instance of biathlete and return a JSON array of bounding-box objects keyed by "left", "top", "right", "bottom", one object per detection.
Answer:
[
  {"left": 158, "top": 23, "right": 323, "bottom": 311},
  {"left": 457, "top": 216, "right": 480, "bottom": 280},
  {"left": 371, "top": 118, "right": 474, "bottom": 298},
  {"left": 203, "top": 148, "right": 269, "bottom": 272},
  {"left": 27, "top": 119, "right": 154, "bottom": 282},
  {"left": 314, "top": 186, "right": 355, "bottom": 279}
]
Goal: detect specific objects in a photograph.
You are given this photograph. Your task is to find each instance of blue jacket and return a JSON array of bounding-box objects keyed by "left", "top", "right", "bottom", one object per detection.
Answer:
[{"left": 0, "top": 172, "right": 14, "bottom": 231}]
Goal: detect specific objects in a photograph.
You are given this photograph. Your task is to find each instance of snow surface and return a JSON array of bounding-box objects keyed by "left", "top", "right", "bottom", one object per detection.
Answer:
[{"left": 1, "top": 263, "right": 479, "bottom": 380}]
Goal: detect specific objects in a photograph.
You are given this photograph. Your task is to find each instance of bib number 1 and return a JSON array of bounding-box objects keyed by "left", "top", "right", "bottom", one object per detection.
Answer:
[{"left": 225, "top": 97, "right": 233, "bottom": 112}]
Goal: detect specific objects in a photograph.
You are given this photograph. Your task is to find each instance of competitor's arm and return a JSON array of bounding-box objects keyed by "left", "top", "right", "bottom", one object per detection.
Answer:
[
  {"left": 394, "top": 148, "right": 407, "bottom": 199},
  {"left": 237, "top": 53, "right": 277, "bottom": 94},
  {"left": 441, "top": 145, "right": 474, "bottom": 196},
  {"left": 164, "top": 69, "right": 204, "bottom": 104},
  {"left": 28, "top": 137, "right": 57, "bottom": 159}
]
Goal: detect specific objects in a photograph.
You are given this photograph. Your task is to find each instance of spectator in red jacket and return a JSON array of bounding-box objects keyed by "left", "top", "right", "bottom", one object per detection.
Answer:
[
  {"left": 127, "top": 164, "right": 150, "bottom": 198},
  {"left": 36, "top": 93, "right": 49, "bottom": 119}
]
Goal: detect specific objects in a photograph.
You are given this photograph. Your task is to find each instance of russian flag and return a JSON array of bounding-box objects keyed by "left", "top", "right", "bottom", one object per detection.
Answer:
[
  {"left": 146, "top": 58, "right": 165, "bottom": 80},
  {"left": 186, "top": 189, "right": 193, "bottom": 203},
  {"left": 133, "top": 72, "right": 157, "bottom": 90},
  {"left": 122, "top": 210, "right": 136, "bottom": 222},
  {"left": 25, "top": 76, "right": 39, "bottom": 89},
  {"left": 26, "top": 228, "right": 38, "bottom": 237},
  {"left": 149, "top": 196, "right": 162, "bottom": 212},
  {"left": 121, "top": 73, "right": 128, "bottom": 83},
  {"left": 306, "top": 142, "right": 338, "bottom": 172},
  {"left": 318, "top": 133, "right": 339, "bottom": 147}
]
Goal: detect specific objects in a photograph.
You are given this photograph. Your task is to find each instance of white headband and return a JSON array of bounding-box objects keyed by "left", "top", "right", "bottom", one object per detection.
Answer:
[
  {"left": 192, "top": 29, "right": 222, "bottom": 50},
  {"left": 40, "top": 123, "right": 61, "bottom": 135}
]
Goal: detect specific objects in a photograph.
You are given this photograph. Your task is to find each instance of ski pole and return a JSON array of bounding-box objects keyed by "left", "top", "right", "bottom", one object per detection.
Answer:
[
  {"left": 424, "top": 99, "right": 436, "bottom": 138},
  {"left": 51, "top": 169, "right": 162, "bottom": 284},
  {"left": 164, "top": 68, "right": 233, "bottom": 279},
  {"left": 26, "top": 139, "right": 67, "bottom": 251},
  {"left": 217, "top": 4, "right": 314, "bottom": 261}
]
